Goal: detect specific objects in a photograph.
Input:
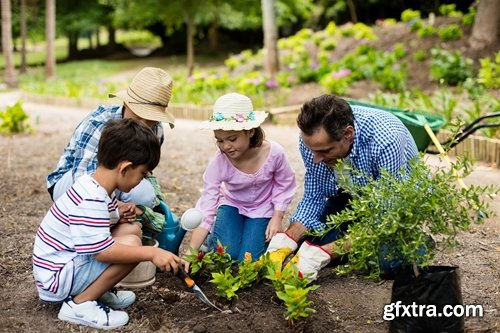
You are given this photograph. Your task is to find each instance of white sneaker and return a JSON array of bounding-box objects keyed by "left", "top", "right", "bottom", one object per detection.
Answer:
[
  {"left": 99, "top": 289, "right": 136, "bottom": 309},
  {"left": 58, "top": 298, "right": 129, "bottom": 330}
]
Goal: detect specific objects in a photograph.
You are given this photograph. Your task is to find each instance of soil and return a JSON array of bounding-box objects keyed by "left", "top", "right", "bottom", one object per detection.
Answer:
[{"left": 1, "top": 18, "right": 499, "bottom": 333}]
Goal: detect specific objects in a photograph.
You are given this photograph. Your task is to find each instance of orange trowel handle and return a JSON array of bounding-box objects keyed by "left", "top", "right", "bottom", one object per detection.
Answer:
[{"left": 177, "top": 268, "right": 195, "bottom": 288}]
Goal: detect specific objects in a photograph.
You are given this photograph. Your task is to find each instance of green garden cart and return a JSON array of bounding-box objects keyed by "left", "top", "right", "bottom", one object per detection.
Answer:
[{"left": 347, "top": 99, "right": 500, "bottom": 154}]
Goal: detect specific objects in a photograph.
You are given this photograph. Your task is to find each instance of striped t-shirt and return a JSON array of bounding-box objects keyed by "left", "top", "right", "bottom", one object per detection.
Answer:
[{"left": 33, "top": 174, "right": 119, "bottom": 302}]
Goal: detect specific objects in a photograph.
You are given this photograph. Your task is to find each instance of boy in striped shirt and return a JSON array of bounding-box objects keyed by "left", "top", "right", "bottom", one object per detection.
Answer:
[{"left": 33, "top": 119, "right": 184, "bottom": 330}]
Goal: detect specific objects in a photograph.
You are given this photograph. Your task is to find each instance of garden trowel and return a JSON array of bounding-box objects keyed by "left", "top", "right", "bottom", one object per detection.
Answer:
[{"left": 177, "top": 268, "right": 223, "bottom": 312}]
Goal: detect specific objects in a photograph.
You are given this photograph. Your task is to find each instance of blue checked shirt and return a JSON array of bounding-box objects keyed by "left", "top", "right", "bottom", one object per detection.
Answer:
[
  {"left": 289, "top": 104, "right": 419, "bottom": 232},
  {"left": 47, "top": 104, "right": 164, "bottom": 189}
]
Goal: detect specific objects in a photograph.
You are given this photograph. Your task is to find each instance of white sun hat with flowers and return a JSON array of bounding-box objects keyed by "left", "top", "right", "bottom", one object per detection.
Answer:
[{"left": 201, "top": 92, "right": 268, "bottom": 130}]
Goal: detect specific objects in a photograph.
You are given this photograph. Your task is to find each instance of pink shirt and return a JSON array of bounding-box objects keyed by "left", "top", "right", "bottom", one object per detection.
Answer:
[{"left": 197, "top": 141, "right": 296, "bottom": 231}]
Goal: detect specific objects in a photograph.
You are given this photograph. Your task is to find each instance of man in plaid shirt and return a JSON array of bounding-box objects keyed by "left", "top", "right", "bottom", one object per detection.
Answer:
[
  {"left": 266, "top": 94, "right": 419, "bottom": 280},
  {"left": 47, "top": 67, "right": 175, "bottom": 213}
]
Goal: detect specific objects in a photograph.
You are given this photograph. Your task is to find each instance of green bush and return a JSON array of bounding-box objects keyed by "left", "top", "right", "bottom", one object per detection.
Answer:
[
  {"left": 430, "top": 48, "right": 473, "bottom": 85},
  {"left": 0, "top": 102, "right": 32, "bottom": 134},
  {"left": 477, "top": 52, "right": 500, "bottom": 89},
  {"left": 319, "top": 157, "right": 497, "bottom": 280},
  {"left": 417, "top": 25, "right": 436, "bottom": 38},
  {"left": 401, "top": 9, "right": 421, "bottom": 23},
  {"left": 438, "top": 4, "right": 463, "bottom": 18},
  {"left": 438, "top": 24, "right": 463, "bottom": 41}
]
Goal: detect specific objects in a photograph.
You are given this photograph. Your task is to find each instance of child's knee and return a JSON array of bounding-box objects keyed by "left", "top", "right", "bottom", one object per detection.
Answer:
[{"left": 119, "top": 233, "right": 142, "bottom": 247}]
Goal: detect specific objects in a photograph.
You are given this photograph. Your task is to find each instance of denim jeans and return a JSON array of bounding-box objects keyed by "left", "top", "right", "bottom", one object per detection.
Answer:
[{"left": 209, "top": 205, "right": 270, "bottom": 261}]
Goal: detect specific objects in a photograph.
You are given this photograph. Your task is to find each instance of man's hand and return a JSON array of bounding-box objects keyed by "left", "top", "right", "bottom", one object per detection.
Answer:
[
  {"left": 286, "top": 241, "right": 331, "bottom": 281},
  {"left": 265, "top": 233, "right": 298, "bottom": 269}
]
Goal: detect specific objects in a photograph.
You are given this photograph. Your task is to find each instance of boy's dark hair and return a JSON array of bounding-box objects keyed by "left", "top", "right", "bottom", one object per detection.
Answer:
[
  {"left": 249, "top": 127, "right": 265, "bottom": 148},
  {"left": 297, "top": 94, "right": 354, "bottom": 141},
  {"left": 98, "top": 119, "right": 161, "bottom": 171}
]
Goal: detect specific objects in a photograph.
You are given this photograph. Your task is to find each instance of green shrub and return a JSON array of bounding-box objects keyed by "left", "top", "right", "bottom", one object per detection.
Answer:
[
  {"left": 413, "top": 50, "right": 427, "bottom": 61},
  {"left": 417, "top": 25, "right": 436, "bottom": 38},
  {"left": 401, "top": 9, "right": 421, "bottom": 23},
  {"left": 461, "top": 6, "right": 476, "bottom": 26},
  {"left": 430, "top": 48, "right": 473, "bottom": 85},
  {"left": 319, "top": 157, "right": 497, "bottom": 280},
  {"left": 477, "top": 52, "right": 500, "bottom": 89},
  {"left": 0, "top": 102, "right": 32, "bottom": 134},
  {"left": 320, "top": 69, "right": 353, "bottom": 95},
  {"left": 438, "top": 24, "right": 462, "bottom": 41},
  {"left": 438, "top": 4, "right": 463, "bottom": 18}
]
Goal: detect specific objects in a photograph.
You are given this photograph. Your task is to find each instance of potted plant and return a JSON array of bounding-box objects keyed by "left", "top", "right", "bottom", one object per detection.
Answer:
[{"left": 319, "top": 154, "right": 497, "bottom": 332}]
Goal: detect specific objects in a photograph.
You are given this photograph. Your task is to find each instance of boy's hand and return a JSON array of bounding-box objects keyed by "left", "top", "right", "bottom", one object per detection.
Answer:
[
  {"left": 152, "top": 248, "right": 183, "bottom": 275},
  {"left": 118, "top": 202, "right": 137, "bottom": 224}
]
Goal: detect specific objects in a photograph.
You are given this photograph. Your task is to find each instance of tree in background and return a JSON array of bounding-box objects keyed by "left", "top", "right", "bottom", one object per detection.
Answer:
[
  {"left": 19, "top": 0, "right": 27, "bottom": 73},
  {"left": 470, "top": 0, "right": 500, "bottom": 50},
  {"left": 45, "top": 0, "right": 55, "bottom": 80},
  {"left": 262, "top": 0, "right": 279, "bottom": 80},
  {"left": 1, "top": 0, "right": 17, "bottom": 88}
]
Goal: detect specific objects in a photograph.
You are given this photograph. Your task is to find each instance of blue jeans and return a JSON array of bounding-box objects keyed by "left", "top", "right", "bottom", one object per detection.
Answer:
[{"left": 208, "top": 205, "right": 270, "bottom": 261}]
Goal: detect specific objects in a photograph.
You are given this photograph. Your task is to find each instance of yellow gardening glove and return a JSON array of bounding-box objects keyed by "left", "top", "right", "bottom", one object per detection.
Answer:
[{"left": 264, "top": 232, "right": 298, "bottom": 270}]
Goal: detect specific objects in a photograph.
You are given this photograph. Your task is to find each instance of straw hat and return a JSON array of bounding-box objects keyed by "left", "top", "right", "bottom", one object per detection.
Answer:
[
  {"left": 109, "top": 67, "right": 175, "bottom": 129},
  {"left": 201, "top": 92, "right": 268, "bottom": 131}
]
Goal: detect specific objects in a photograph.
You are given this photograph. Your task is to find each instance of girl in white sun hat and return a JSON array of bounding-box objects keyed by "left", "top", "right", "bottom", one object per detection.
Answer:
[{"left": 187, "top": 92, "right": 296, "bottom": 261}]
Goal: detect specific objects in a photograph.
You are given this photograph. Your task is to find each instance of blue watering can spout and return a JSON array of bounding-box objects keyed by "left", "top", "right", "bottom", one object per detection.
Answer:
[{"left": 156, "top": 201, "right": 186, "bottom": 255}]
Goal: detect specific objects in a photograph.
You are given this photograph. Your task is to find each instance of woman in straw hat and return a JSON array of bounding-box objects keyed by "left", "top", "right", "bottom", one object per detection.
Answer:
[
  {"left": 46, "top": 67, "right": 175, "bottom": 226},
  {"left": 187, "top": 92, "right": 296, "bottom": 261}
]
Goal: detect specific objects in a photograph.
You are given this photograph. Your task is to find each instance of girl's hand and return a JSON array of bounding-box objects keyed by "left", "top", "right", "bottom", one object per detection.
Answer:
[{"left": 265, "top": 216, "right": 283, "bottom": 242}]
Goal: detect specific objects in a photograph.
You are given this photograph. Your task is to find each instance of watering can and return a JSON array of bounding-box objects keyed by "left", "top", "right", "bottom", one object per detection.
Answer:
[{"left": 155, "top": 201, "right": 202, "bottom": 255}]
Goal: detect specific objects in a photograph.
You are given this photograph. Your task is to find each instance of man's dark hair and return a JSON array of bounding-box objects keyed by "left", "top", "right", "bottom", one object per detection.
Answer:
[
  {"left": 98, "top": 119, "right": 161, "bottom": 172},
  {"left": 297, "top": 94, "right": 354, "bottom": 141},
  {"left": 249, "top": 127, "right": 265, "bottom": 148}
]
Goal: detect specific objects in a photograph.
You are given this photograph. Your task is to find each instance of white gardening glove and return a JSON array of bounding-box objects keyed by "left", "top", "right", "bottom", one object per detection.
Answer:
[
  {"left": 287, "top": 241, "right": 331, "bottom": 281},
  {"left": 264, "top": 232, "right": 298, "bottom": 268}
]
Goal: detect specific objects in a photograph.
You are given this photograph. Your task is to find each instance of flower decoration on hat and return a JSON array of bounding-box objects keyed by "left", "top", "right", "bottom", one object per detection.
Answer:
[{"left": 210, "top": 111, "right": 256, "bottom": 123}]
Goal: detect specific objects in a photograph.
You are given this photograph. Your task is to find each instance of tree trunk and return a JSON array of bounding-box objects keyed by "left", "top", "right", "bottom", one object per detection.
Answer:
[
  {"left": 68, "top": 32, "right": 79, "bottom": 59},
  {"left": 261, "top": 0, "right": 279, "bottom": 80},
  {"left": 20, "top": 0, "right": 27, "bottom": 73},
  {"left": 45, "top": 0, "right": 56, "bottom": 80},
  {"left": 96, "top": 29, "right": 100, "bottom": 48},
  {"left": 106, "top": 25, "right": 117, "bottom": 52},
  {"left": 346, "top": 0, "right": 358, "bottom": 24},
  {"left": 470, "top": 0, "right": 500, "bottom": 50},
  {"left": 186, "top": 13, "right": 194, "bottom": 76},
  {"left": 1, "top": 0, "right": 17, "bottom": 88},
  {"left": 208, "top": 17, "right": 218, "bottom": 53}
]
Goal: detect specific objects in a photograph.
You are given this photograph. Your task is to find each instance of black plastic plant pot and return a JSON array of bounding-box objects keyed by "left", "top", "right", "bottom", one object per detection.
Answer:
[{"left": 389, "top": 266, "right": 464, "bottom": 333}]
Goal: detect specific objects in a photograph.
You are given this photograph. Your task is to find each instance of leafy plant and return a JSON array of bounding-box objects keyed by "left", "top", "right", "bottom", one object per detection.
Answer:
[
  {"left": 0, "top": 102, "right": 32, "bottom": 134},
  {"left": 416, "top": 25, "right": 436, "bottom": 38},
  {"left": 461, "top": 6, "right": 476, "bottom": 26},
  {"left": 430, "top": 48, "right": 473, "bottom": 85},
  {"left": 477, "top": 52, "right": 500, "bottom": 89},
  {"left": 438, "top": 4, "right": 463, "bottom": 18},
  {"left": 210, "top": 267, "right": 241, "bottom": 301},
  {"left": 261, "top": 256, "right": 320, "bottom": 324},
  {"left": 276, "top": 282, "right": 319, "bottom": 324},
  {"left": 320, "top": 156, "right": 497, "bottom": 280},
  {"left": 438, "top": 24, "right": 462, "bottom": 41},
  {"left": 184, "top": 241, "right": 234, "bottom": 278},
  {"left": 401, "top": 9, "right": 421, "bottom": 23}
]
